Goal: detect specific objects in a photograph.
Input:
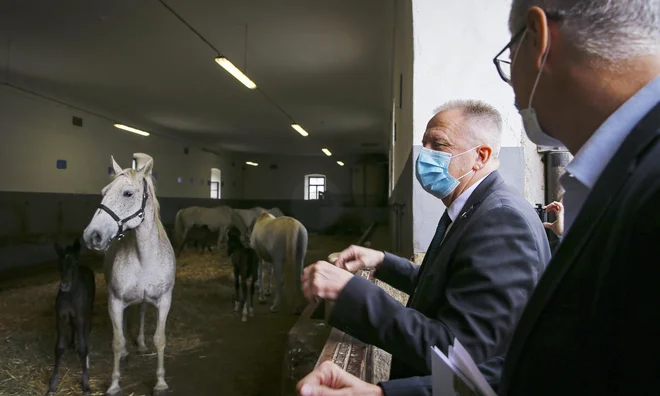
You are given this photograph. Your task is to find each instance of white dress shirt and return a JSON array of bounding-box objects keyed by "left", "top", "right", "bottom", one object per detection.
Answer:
[
  {"left": 444, "top": 172, "right": 492, "bottom": 236},
  {"left": 561, "top": 74, "right": 660, "bottom": 234}
]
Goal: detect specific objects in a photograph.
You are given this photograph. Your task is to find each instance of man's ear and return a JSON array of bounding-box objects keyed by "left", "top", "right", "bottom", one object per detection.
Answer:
[
  {"left": 526, "top": 6, "right": 551, "bottom": 70},
  {"left": 474, "top": 145, "right": 493, "bottom": 170}
]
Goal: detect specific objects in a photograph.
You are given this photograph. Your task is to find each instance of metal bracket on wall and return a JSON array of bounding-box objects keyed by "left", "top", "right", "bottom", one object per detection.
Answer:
[{"left": 391, "top": 203, "right": 406, "bottom": 253}]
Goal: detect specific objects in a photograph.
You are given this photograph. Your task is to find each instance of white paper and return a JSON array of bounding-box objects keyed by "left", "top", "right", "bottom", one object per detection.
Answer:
[
  {"left": 431, "top": 339, "right": 497, "bottom": 396},
  {"left": 431, "top": 346, "right": 477, "bottom": 396},
  {"left": 450, "top": 339, "right": 497, "bottom": 396}
]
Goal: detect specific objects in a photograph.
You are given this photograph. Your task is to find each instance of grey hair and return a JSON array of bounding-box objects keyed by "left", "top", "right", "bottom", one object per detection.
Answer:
[
  {"left": 509, "top": 0, "right": 660, "bottom": 61},
  {"left": 435, "top": 99, "right": 503, "bottom": 158}
]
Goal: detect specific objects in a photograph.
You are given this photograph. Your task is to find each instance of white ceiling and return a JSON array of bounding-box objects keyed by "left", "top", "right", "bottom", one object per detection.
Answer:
[{"left": 0, "top": 0, "right": 395, "bottom": 156}]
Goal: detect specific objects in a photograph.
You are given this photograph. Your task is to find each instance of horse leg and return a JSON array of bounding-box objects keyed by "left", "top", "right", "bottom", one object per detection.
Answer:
[
  {"left": 68, "top": 320, "right": 76, "bottom": 350},
  {"left": 233, "top": 265, "right": 240, "bottom": 312},
  {"left": 153, "top": 294, "right": 172, "bottom": 396},
  {"left": 77, "top": 319, "right": 91, "bottom": 395},
  {"left": 137, "top": 302, "right": 148, "bottom": 354},
  {"left": 46, "top": 316, "right": 67, "bottom": 395},
  {"left": 257, "top": 260, "right": 267, "bottom": 303},
  {"left": 249, "top": 267, "right": 256, "bottom": 317},
  {"left": 265, "top": 262, "right": 273, "bottom": 296},
  {"left": 240, "top": 270, "right": 248, "bottom": 322},
  {"left": 176, "top": 228, "right": 189, "bottom": 258},
  {"left": 107, "top": 297, "right": 126, "bottom": 396},
  {"left": 270, "top": 261, "right": 283, "bottom": 313}
]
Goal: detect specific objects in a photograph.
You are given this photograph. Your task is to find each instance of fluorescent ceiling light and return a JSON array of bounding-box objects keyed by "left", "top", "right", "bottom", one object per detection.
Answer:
[
  {"left": 215, "top": 57, "right": 257, "bottom": 89},
  {"left": 337, "top": 161, "right": 344, "bottom": 166},
  {"left": 322, "top": 148, "right": 332, "bottom": 156},
  {"left": 291, "top": 124, "right": 309, "bottom": 137},
  {"left": 246, "top": 161, "right": 258, "bottom": 166},
  {"left": 114, "top": 124, "right": 149, "bottom": 136}
]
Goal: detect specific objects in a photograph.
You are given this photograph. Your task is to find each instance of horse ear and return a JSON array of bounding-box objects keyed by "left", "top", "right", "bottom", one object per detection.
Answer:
[
  {"left": 54, "top": 243, "right": 64, "bottom": 258},
  {"left": 111, "top": 156, "right": 123, "bottom": 175},
  {"left": 137, "top": 157, "right": 154, "bottom": 177}
]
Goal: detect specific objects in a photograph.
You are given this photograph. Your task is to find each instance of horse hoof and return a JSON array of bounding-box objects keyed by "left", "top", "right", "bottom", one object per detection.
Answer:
[
  {"left": 249, "top": 308, "right": 255, "bottom": 317},
  {"left": 138, "top": 346, "right": 149, "bottom": 355},
  {"left": 152, "top": 388, "right": 169, "bottom": 396},
  {"left": 120, "top": 354, "right": 129, "bottom": 365},
  {"left": 265, "top": 291, "right": 272, "bottom": 297},
  {"left": 270, "top": 305, "right": 280, "bottom": 313},
  {"left": 241, "top": 315, "right": 248, "bottom": 322},
  {"left": 233, "top": 302, "right": 240, "bottom": 312},
  {"left": 258, "top": 297, "right": 267, "bottom": 304},
  {"left": 106, "top": 389, "right": 122, "bottom": 396}
]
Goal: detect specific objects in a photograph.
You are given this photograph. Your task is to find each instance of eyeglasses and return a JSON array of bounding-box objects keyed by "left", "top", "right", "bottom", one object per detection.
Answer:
[
  {"left": 493, "top": 12, "right": 564, "bottom": 84},
  {"left": 493, "top": 28, "right": 526, "bottom": 84}
]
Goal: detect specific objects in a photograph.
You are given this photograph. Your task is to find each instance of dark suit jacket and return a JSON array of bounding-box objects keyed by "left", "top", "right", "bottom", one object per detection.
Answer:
[
  {"left": 497, "top": 105, "right": 660, "bottom": 395},
  {"left": 329, "top": 171, "right": 551, "bottom": 387}
]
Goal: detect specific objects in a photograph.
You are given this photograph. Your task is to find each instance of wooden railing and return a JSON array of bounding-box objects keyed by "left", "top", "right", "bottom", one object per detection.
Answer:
[{"left": 282, "top": 222, "right": 410, "bottom": 395}]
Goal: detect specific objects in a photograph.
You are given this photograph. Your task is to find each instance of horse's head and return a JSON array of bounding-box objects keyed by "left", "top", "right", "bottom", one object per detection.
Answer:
[
  {"left": 226, "top": 226, "right": 243, "bottom": 256},
  {"left": 83, "top": 155, "right": 153, "bottom": 251},
  {"left": 54, "top": 239, "right": 81, "bottom": 292}
]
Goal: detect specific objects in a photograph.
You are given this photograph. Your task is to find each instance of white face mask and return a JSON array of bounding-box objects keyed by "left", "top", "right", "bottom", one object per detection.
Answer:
[{"left": 512, "top": 30, "right": 566, "bottom": 148}]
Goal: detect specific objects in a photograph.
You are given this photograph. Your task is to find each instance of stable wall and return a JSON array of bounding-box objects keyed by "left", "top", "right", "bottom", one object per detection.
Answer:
[
  {"left": 389, "top": 0, "right": 546, "bottom": 256},
  {"left": 0, "top": 84, "right": 244, "bottom": 198},
  {"left": 241, "top": 154, "right": 352, "bottom": 201}
]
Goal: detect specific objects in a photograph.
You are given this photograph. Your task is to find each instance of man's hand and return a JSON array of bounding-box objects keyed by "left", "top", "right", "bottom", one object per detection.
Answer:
[
  {"left": 543, "top": 201, "right": 565, "bottom": 236},
  {"left": 297, "top": 361, "right": 384, "bottom": 396},
  {"left": 333, "top": 245, "right": 385, "bottom": 273},
  {"left": 302, "top": 261, "right": 354, "bottom": 302}
]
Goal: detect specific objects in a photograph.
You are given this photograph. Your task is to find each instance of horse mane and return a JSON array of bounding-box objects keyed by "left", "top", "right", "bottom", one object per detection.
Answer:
[{"left": 114, "top": 169, "right": 169, "bottom": 243}]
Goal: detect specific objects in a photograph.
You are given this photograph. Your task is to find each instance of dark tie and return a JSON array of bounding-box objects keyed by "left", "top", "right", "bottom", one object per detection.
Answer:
[
  {"left": 424, "top": 210, "right": 453, "bottom": 266},
  {"left": 409, "top": 211, "right": 452, "bottom": 305}
]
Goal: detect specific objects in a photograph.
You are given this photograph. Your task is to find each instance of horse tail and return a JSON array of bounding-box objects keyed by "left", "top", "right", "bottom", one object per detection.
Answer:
[
  {"left": 174, "top": 209, "right": 185, "bottom": 251},
  {"left": 284, "top": 220, "right": 308, "bottom": 314}
]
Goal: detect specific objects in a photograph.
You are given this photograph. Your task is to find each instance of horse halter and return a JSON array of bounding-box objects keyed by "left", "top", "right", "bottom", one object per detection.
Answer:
[{"left": 98, "top": 178, "right": 149, "bottom": 241}]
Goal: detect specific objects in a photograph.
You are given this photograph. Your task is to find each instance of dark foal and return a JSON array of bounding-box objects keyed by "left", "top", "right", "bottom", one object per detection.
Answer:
[
  {"left": 47, "top": 239, "right": 95, "bottom": 396},
  {"left": 226, "top": 227, "right": 259, "bottom": 322},
  {"left": 177, "top": 224, "right": 219, "bottom": 257}
]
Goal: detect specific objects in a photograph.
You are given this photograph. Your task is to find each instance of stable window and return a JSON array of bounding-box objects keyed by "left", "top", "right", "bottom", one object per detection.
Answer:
[
  {"left": 304, "top": 174, "right": 326, "bottom": 200},
  {"left": 210, "top": 168, "right": 221, "bottom": 199}
]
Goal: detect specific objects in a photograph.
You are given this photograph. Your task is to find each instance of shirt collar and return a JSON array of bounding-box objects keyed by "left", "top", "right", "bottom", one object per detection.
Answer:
[
  {"left": 565, "top": 74, "right": 660, "bottom": 189},
  {"left": 447, "top": 172, "right": 491, "bottom": 222}
]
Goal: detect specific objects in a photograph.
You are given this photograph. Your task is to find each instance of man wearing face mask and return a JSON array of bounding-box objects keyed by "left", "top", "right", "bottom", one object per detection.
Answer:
[
  {"left": 301, "top": 100, "right": 551, "bottom": 392},
  {"left": 491, "top": 1, "right": 660, "bottom": 395}
]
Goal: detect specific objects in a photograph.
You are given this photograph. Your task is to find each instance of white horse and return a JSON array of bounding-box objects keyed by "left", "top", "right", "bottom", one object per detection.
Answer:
[
  {"left": 234, "top": 207, "right": 284, "bottom": 294},
  {"left": 249, "top": 212, "right": 308, "bottom": 314},
  {"left": 174, "top": 205, "right": 246, "bottom": 256},
  {"left": 234, "top": 207, "right": 284, "bottom": 232},
  {"left": 83, "top": 154, "right": 173, "bottom": 396}
]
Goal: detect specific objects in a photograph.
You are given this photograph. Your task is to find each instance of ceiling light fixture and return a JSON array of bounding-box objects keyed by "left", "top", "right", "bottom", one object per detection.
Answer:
[
  {"left": 114, "top": 124, "right": 150, "bottom": 136},
  {"left": 337, "top": 161, "right": 345, "bottom": 166},
  {"left": 291, "top": 124, "right": 309, "bottom": 137},
  {"left": 245, "top": 161, "right": 259, "bottom": 166},
  {"left": 322, "top": 148, "right": 332, "bottom": 156},
  {"left": 215, "top": 57, "right": 257, "bottom": 89}
]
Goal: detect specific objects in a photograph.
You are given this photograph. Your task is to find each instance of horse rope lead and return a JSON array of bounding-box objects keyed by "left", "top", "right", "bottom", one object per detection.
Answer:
[{"left": 98, "top": 178, "right": 149, "bottom": 241}]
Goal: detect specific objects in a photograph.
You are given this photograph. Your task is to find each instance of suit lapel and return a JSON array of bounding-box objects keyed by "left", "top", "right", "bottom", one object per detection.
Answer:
[
  {"left": 501, "top": 103, "right": 660, "bottom": 393},
  {"left": 410, "top": 171, "right": 504, "bottom": 308}
]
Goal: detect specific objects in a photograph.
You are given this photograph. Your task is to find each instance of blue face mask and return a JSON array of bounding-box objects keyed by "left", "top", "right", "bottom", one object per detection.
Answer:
[{"left": 415, "top": 146, "right": 478, "bottom": 199}]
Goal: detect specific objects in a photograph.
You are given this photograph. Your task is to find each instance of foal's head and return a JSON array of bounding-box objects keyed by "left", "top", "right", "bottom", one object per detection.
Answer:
[
  {"left": 84, "top": 155, "right": 153, "bottom": 251},
  {"left": 226, "top": 226, "right": 243, "bottom": 256},
  {"left": 54, "top": 239, "right": 81, "bottom": 292}
]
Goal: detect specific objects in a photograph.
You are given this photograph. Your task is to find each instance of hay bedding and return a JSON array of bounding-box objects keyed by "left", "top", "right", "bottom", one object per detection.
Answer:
[
  {"left": 0, "top": 251, "right": 236, "bottom": 396},
  {"left": 0, "top": 234, "right": 357, "bottom": 396}
]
